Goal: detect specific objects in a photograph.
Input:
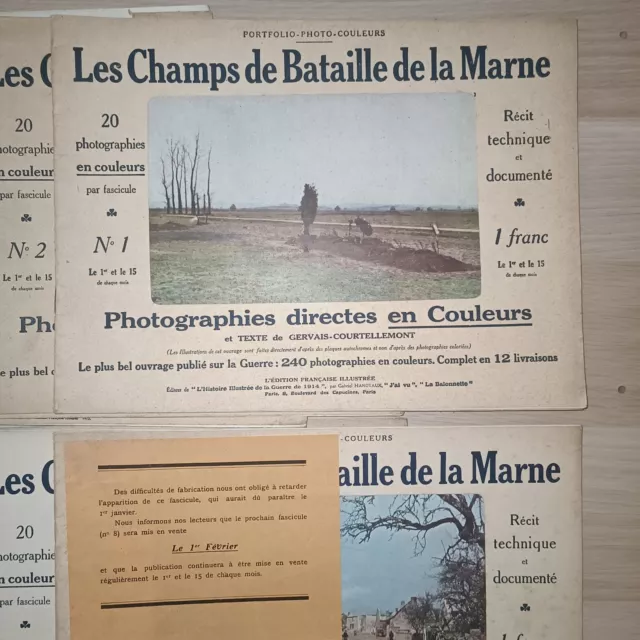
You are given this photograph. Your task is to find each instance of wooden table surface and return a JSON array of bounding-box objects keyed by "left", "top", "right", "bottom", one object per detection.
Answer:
[{"left": 1, "top": 0, "right": 638, "bottom": 636}]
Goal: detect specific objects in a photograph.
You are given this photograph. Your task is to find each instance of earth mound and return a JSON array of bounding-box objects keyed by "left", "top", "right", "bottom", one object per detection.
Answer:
[{"left": 287, "top": 234, "right": 475, "bottom": 273}]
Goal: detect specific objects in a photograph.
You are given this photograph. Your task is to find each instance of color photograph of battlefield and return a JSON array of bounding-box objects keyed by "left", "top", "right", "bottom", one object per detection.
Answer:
[{"left": 148, "top": 93, "right": 480, "bottom": 305}]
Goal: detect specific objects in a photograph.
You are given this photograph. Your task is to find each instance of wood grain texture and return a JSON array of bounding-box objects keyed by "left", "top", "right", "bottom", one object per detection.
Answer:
[{"left": 0, "top": 0, "right": 637, "bottom": 635}]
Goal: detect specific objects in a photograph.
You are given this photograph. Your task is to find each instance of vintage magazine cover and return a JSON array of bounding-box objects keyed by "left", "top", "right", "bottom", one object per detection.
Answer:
[
  {"left": 0, "top": 19, "right": 54, "bottom": 414},
  {"left": 0, "top": 11, "right": 233, "bottom": 419},
  {"left": 50, "top": 18, "right": 586, "bottom": 414},
  {"left": 53, "top": 425, "right": 582, "bottom": 640},
  {"left": 0, "top": 429, "right": 55, "bottom": 636},
  {"left": 0, "top": 13, "right": 239, "bottom": 418},
  {"left": 0, "top": 422, "right": 301, "bottom": 640}
]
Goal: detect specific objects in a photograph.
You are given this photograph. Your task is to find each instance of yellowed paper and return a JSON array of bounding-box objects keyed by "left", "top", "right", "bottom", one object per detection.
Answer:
[
  {"left": 51, "top": 18, "right": 585, "bottom": 414},
  {"left": 0, "top": 13, "right": 224, "bottom": 417},
  {"left": 56, "top": 426, "right": 582, "bottom": 640},
  {"left": 61, "top": 433, "right": 340, "bottom": 640},
  {"left": 0, "top": 19, "right": 53, "bottom": 413}
]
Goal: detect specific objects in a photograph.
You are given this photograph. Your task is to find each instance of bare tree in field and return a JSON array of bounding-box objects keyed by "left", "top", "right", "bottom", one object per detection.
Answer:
[
  {"left": 160, "top": 156, "right": 171, "bottom": 213},
  {"left": 173, "top": 142, "right": 183, "bottom": 214},
  {"left": 206, "top": 146, "right": 212, "bottom": 219},
  {"left": 189, "top": 132, "right": 200, "bottom": 216},
  {"left": 161, "top": 138, "right": 180, "bottom": 214},
  {"left": 171, "top": 139, "right": 180, "bottom": 213},
  {"left": 181, "top": 144, "right": 189, "bottom": 215},
  {"left": 160, "top": 136, "right": 213, "bottom": 218}
]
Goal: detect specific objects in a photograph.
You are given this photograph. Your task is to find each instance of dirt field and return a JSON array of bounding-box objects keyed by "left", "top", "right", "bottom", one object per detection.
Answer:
[
  {"left": 150, "top": 207, "right": 479, "bottom": 230},
  {"left": 149, "top": 210, "right": 480, "bottom": 305}
]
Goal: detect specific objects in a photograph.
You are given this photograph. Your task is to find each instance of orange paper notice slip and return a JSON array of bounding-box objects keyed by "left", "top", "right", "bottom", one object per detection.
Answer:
[{"left": 61, "top": 434, "right": 340, "bottom": 640}]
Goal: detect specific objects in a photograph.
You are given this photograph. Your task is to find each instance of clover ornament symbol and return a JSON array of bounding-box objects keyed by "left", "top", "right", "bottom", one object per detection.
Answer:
[
  {"left": 106, "top": 208, "right": 118, "bottom": 217},
  {"left": 20, "top": 214, "right": 32, "bottom": 222}
]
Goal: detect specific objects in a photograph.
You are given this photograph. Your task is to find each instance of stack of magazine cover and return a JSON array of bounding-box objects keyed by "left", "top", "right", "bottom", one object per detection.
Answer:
[{"left": 0, "top": 10, "right": 585, "bottom": 640}]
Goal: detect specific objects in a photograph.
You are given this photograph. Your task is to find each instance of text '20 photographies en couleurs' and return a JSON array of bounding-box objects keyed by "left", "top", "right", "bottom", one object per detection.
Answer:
[{"left": 0, "top": 17, "right": 585, "bottom": 413}]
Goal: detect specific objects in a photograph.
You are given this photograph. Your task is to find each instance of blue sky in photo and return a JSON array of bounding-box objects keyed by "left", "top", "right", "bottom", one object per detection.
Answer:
[
  {"left": 340, "top": 494, "right": 462, "bottom": 615},
  {"left": 148, "top": 92, "right": 478, "bottom": 210}
]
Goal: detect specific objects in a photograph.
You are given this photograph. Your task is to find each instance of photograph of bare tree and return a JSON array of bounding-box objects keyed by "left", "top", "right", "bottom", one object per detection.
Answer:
[
  {"left": 147, "top": 93, "right": 479, "bottom": 305},
  {"left": 340, "top": 494, "right": 485, "bottom": 640}
]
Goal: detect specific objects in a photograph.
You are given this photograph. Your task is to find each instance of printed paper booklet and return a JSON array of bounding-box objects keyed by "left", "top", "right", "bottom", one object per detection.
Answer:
[
  {"left": 50, "top": 425, "right": 582, "bottom": 640},
  {"left": 0, "top": 20, "right": 53, "bottom": 413},
  {"left": 51, "top": 18, "right": 586, "bottom": 413}
]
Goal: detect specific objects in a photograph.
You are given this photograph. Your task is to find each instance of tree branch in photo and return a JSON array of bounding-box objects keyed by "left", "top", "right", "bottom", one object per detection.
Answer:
[
  {"left": 160, "top": 155, "right": 171, "bottom": 213},
  {"left": 167, "top": 138, "right": 178, "bottom": 214},
  {"left": 340, "top": 494, "right": 485, "bottom": 558},
  {"left": 206, "top": 146, "right": 212, "bottom": 220},
  {"left": 437, "top": 543, "right": 485, "bottom": 634},
  {"left": 189, "top": 132, "right": 200, "bottom": 216},
  {"left": 173, "top": 141, "right": 183, "bottom": 214},
  {"left": 180, "top": 143, "right": 189, "bottom": 215}
]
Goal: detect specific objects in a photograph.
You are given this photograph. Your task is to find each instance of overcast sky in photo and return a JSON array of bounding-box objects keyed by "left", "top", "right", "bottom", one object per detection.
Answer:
[
  {"left": 340, "top": 495, "right": 463, "bottom": 615},
  {"left": 147, "top": 92, "right": 478, "bottom": 210}
]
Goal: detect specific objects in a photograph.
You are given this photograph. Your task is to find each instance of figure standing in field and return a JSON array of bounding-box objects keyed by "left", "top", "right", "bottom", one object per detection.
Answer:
[{"left": 300, "top": 183, "right": 318, "bottom": 236}]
